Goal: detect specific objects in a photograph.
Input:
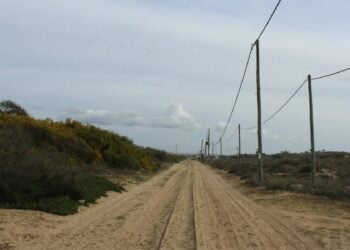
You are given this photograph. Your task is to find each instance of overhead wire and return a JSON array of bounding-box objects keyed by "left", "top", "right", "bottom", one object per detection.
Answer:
[
  {"left": 198, "top": 1, "right": 350, "bottom": 155},
  {"left": 312, "top": 67, "right": 350, "bottom": 81},
  {"left": 256, "top": 0, "right": 283, "bottom": 41},
  {"left": 224, "top": 125, "right": 239, "bottom": 143},
  {"left": 241, "top": 66, "right": 350, "bottom": 130},
  {"left": 214, "top": 0, "right": 283, "bottom": 143},
  {"left": 208, "top": 0, "right": 350, "bottom": 155},
  {"left": 215, "top": 46, "right": 254, "bottom": 144},
  {"left": 242, "top": 78, "right": 307, "bottom": 130}
]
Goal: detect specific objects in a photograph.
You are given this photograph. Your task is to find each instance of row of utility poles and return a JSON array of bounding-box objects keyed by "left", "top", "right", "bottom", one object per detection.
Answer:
[
  {"left": 200, "top": 128, "right": 220, "bottom": 158},
  {"left": 200, "top": 124, "right": 242, "bottom": 169},
  {"left": 254, "top": 39, "right": 315, "bottom": 183},
  {"left": 200, "top": 39, "right": 316, "bottom": 184},
  {"left": 200, "top": 129, "right": 211, "bottom": 158}
]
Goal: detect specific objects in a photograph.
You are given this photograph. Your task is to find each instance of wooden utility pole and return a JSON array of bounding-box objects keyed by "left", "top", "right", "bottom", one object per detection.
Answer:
[
  {"left": 200, "top": 139, "right": 204, "bottom": 158},
  {"left": 207, "top": 129, "right": 211, "bottom": 158},
  {"left": 256, "top": 39, "right": 263, "bottom": 182},
  {"left": 220, "top": 138, "right": 222, "bottom": 157},
  {"left": 212, "top": 142, "right": 214, "bottom": 157},
  {"left": 238, "top": 124, "right": 241, "bottom": 168},
  {"left": 308, "top": 74, "right": 316, "bottom": 184}
]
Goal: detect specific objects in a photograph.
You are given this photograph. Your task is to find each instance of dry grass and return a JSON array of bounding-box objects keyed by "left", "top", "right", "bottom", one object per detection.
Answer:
[{"left": 208, "top": 151, "right": 350, "bottom": 200}]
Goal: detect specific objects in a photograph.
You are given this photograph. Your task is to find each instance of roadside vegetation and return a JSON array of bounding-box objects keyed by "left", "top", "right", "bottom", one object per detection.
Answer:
[
  {"left": 208, "top": 151, "right": 350, "bottom": 200},
  {"left": 0, "top": 100, "right": 181, "bottom": 215}
]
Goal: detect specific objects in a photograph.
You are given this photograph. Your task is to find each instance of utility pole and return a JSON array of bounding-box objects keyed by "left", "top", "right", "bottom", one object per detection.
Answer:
[
  {"left": 200, "top": 139, "right": 204, "bottom": 158},
  {"left": 308, "top": 74, "right": 316, "bottom": 184},
  {"left": 207, "top": 129, "right": 211, "bottom": 158},
  {"left": 256, "top": 39, "right": 263, "bottom": 182},
  {"left": 238, "top": 124, "right": 241, "bottom": 168},
  {"left": 212, "top": 142, "right": 214, "bottom": 157},
  {"left": 220, "top": 138, "right": 222, "bottom": 157}
]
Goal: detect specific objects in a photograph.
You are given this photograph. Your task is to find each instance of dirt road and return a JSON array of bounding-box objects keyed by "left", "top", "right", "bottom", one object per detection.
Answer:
[{"left": 1, "top": 160, "right": 321, "bottom": 249}]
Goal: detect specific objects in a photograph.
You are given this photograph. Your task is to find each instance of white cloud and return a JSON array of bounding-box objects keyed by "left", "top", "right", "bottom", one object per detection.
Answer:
[
  {"left": 151, "top": 104, "right": 200, "bottom": 131},
  {"left": 65, "top": 104, "right": 200, "bottom": 131},
  {"left": 285, "top": 135, "right": 299, "bottom": 142},
  {"left": 269, "top": 134, "right": 280, "bottom": 141},
  {"left": 244, "top": 128, "right": 265, "bottom": 135},
  {"left": 244, "top": 128, "right": 279, "bottom": 141},
  {"left": 214, "top": 121, "right": 226, "bottom": 131},
  {"left": 67, "top": 109, "right": 144, "bottom": 127}
]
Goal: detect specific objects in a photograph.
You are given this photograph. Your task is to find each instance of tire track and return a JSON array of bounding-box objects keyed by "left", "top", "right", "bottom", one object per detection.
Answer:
[
  {"left": 193, "top": 161, "right": 315, "bottom": 249},
  {"left": 191, "top": 182, "right": 197, "bottom": 250},
  {"left": 26, "top": 162, "right": 189, "bottom": 249},
  {"left": 208, "top": 167, "right": 310, "bottom": 249},
  {"left": 158, "top": 161, "right": 197, "bottom": 250},
  {"left": 156, "top": 187, "right": 182, "bottom": 250}
]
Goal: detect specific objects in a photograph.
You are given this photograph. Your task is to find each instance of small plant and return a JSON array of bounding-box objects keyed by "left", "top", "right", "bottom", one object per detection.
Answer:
[{"left": 208, "top": 152, "right": 350, "bottom": 200}]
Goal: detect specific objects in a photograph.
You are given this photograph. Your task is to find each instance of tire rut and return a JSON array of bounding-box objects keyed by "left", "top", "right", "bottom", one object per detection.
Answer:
[
  {"left": 193, "top": 162, "right": 313, "bottom": 250},
  {"left": 158, "top": 161, "right": 197, "bottom": 250}
]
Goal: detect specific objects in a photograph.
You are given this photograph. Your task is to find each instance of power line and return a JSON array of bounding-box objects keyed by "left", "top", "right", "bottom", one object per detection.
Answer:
[
  {"left": 312, "top": 67, "right": 350, "bottom": 81},
  {"left": 241, "top": 125, "right": 256, "bottom": 131},
  {"left": 241, "top": 66, "right": 350, "bottom": 130},
  {"left": 242, "top": 78, "right": 307, "bottom": 130},
  {"left": 256, "top": 0, "right": 283, "bottom": 41},
  {"left": 215, "top": 0, "right": 283, "bottom": 144},
  {"left": 215, "top": 46, "right": 254, "bottom": 144},
  {"left": 262, "top": 78, "right": 307, "bottom": 125},
  {"left": 224, "top": 125, "right": 239, "bottom": 143}
]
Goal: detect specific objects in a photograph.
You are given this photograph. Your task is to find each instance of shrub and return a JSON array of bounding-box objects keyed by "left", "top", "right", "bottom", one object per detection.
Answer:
[
  {"left": 140, "top": 157, "right": 157, "bottom": 171},
  {"left": 23, "top": 197, "right": 80, "bottom": 216},
  {"left": 103, "top": 152, "right": 141, "bottom": 169},
  {"left": 0, "top": 102, "right": 179, "bottom": 215},
  {"left": 0, "top": 100, "right": 28, "bottom": 116},
  {"left": 75, "top": 175, "right": 124, "bottom": 204},
  {"left": 207, "top": 152, "right": 350, "bottom": 200}
]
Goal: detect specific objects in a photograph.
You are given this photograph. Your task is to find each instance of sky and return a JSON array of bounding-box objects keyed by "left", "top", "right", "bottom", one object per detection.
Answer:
[{"left": 0, "top": 0, "right": 349, "bottom": 154}]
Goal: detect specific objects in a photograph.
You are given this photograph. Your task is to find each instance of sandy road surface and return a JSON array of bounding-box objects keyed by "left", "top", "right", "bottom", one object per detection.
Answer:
[{"left": 1, "top": 160, "right": 320, "bottom": 249}]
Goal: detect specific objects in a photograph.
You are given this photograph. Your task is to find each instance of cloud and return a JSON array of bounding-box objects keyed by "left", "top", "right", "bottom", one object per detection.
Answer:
[
  {"left": 244, "top": 128, "right": 279, "bottom": 141},
  {"left": 245, "top": 128, "right": 266, "bottom": 135},
  {"left": 214, "top": 121, "right": 226, "bottom": 131},
  {"left": 64, "top": 103, "right": 199, "bottom": 131},
  {"left": 1, "top": 0, "right": 350, "bottom": 153},
  {"left": 151, "top": 104, "right": 200, "bottom": 131},
  {"left": 285, "top": 135, "right": 299, "bottom": 142},
  {"left": 67, "top": 109, "right": 144, "bottom": 127}
]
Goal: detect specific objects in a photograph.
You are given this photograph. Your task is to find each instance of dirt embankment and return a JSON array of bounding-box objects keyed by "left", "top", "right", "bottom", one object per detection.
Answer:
[{"left": 1, "top": 160, "right": 349, "bottom": 249}]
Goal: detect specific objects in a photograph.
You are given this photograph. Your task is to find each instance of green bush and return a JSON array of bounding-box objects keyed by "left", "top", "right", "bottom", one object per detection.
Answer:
[
  {"left": 0, "top": 102, "right": 179, "bottom": 215},
  {"left": 0, "top": 100, "right": 28, "bottom": 116},
  {"left": 75, "top": 175, "right": 124, "bottom": 204},
  {"left": 0, "top": 166, "right": 124, "bottom": 215},
  {"left": 207, "top": 152, "right": 350, "bottom": 200},
  {"left": 23, "top": 197, "right": 79, "bottom": 215}
]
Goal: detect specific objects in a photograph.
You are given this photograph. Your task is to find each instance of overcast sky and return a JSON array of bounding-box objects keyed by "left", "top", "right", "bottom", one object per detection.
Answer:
[{"left": 0, "top": 0, "right": 349, "bottom": 154}]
